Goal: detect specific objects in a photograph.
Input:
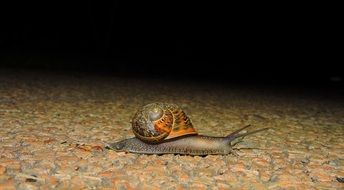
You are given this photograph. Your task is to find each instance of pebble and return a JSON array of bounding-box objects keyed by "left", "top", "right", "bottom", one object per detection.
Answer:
[
  {"left": 0, "top": 165, "right": 6, "bottom": 175},
  {"left": 17, "top": 183, "right": 39, "bottom": 190},
  {"left": 0, "top": 176, "right": 14, "bottom": 186}
]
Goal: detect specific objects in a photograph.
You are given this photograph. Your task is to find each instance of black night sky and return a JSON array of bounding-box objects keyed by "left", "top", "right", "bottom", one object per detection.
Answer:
[{"left": 0, "top": 2, "right": 342, "bottom": 91}]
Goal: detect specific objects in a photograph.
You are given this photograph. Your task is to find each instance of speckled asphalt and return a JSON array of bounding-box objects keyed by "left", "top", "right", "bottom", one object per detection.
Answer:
[{"left": 0, "top": 69, "right": 343, "bottom": 189}]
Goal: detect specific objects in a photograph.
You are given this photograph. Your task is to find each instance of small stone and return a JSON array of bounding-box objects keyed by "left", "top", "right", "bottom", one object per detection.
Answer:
[
  {"left": 34, "top": 160, "right": 56, "bottom": 174},
  {"left": 142, "top": 165, "right": 167, "bottom": 177},
  {"left": 83, "top": 175, "right": 102, "bottom": 188},
  {"left": 18, "top": 183, "right": 39, "bottom": 190},
  {"left": 193, "top": 176, "right": 214, "bottom": 186},
  {"left": 0, "top": 165, "right": 6, "bottom": 175},
  {"left": 197, "top": 168, "right": 217, "bottom": 177},
  {"left": 168, "top": 165, "right": 189, "bottom": 183},
  {"left": 248, "top": 182, "right": 268, "bottom": 190},
  {"left": 55, "top": 180, "right": 71, "bottom": 189},
  {"left": 259, "top": 171, "right": 272, "bottom": 182},
  {"left": 189, "top": 182, "right": 208, "bottom": 190},
  {"left": 25, "top": 178, "right": 37, "bottom": 183},
  {"left": 114, "top": 181, "right": 135, "bottom": 190},
  {"left": 328, "top": 160, "right": 340, "bottom": 167},
  {"left": 137, "top": 182, "right": 160, "bottom": 190},
  {"left": 269, "top": 174, "right": 278, "bottom": 182},
  {"left": 0, "top": 159, "right": 21, "bottom": 172},
  {"left": 70, "top": 176, "right": 87, "bottom": 189},
  {"left": 217, "top": 182, "right": 231, "bottom": 190},
  {"left": 252, "top": 156, "right": 271, "bottom": 167},
  {"left": 73, "top": 149, "right": 92, "bottom": 159},
  {"left": 0, "top": 175, "right": 11, "bottom": 183},
  {"left": 310, "top": 176, "right": 318, "bottom": 183},
  {"left": 0, "top": 178, "right": 16, "bottom": 190},
  {"left": 98, "top": 170, "right": 114, "bottom": 179},
  {"left": 301, "top": 158, "right": 310, "bottom": 165},
  {"left": 40, "top": 174, "right": 59, "bottom": 189}
]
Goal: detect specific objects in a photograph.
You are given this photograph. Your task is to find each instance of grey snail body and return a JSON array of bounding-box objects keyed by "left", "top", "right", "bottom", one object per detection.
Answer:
[{"left": 107, "top": 103, "right": 268, "bottom": 156}]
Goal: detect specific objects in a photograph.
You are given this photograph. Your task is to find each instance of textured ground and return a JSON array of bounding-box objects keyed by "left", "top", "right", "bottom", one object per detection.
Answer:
[{"left": 0, "top": 69, "right": 343, "bottom": 190}]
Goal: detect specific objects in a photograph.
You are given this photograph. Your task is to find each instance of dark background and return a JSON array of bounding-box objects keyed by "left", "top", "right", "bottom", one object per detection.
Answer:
[{"left": 0, "top": 2, "right": 342, "bottom": 90}]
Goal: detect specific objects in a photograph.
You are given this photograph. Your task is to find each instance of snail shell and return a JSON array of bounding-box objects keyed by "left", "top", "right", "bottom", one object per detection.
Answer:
[{"left": 131, "top": 102, "right": 198, "bottom": 144}]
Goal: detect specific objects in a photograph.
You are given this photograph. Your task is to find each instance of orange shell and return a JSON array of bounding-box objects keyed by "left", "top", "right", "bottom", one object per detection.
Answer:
[
  {"left": 131, "top": 103, "right": 197, "bottom": 143},
  {"left": 164, "top": 105, "right": 197, "bottom": 139}
]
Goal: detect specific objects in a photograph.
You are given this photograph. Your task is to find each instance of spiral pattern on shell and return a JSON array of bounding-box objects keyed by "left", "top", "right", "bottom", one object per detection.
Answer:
[{"left": 131, "top": 102, "right": 197, "bottom": 144}]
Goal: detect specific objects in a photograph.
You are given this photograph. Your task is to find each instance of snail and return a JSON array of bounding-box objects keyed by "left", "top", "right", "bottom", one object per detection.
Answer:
[{"left": 107, "top": 102, "right": 268, "bottom": 156}]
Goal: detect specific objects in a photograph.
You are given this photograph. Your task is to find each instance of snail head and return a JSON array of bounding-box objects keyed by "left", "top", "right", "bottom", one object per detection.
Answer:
[{"left": 106, "top": 139, "right": 129, "bottom": 152}]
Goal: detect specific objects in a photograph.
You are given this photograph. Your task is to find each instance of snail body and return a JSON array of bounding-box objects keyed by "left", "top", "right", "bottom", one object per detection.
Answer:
[{"left": 107, "top": 102, "right": 268, "bottom": 156}]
